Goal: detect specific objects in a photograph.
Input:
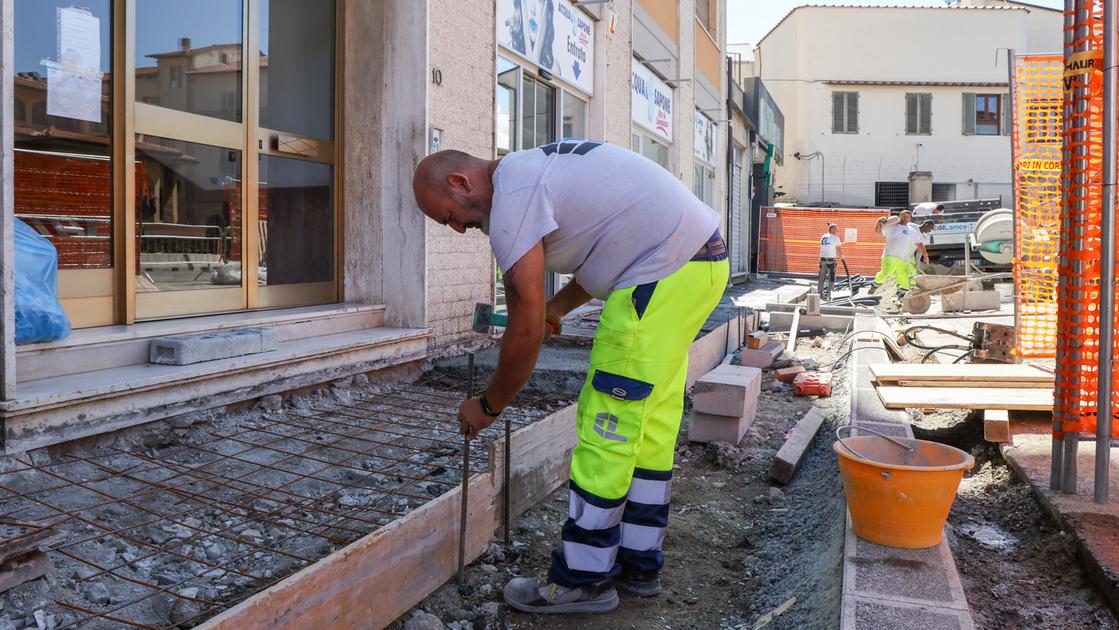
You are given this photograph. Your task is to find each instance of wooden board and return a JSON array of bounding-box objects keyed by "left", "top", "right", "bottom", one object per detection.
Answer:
[
  {"left": 489, "top": 404, "right": 578, "bottom": 529},
  {"left": 869, "top": 363, "right": 1054, "bottom": 384},
  {"left": 876, "top": 386, "right": 1053, "bottom": 411},
  {"left": 894, "top": 379, "right": 1053, "bottom": 389},
  {"left": 198, "top": 473, "right": 495, "bottom": 630}
]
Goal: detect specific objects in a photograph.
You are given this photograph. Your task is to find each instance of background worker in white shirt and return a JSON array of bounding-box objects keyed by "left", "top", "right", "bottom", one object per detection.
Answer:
[
  {"left": 818, "top": 223, "right": 843, "bottom": 300},
  {"left": 912, "top": 202, "right": 944, "bottom": 217}
]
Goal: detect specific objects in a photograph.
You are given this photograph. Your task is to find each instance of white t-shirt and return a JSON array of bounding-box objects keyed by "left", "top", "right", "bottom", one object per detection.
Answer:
[
  {"left": 913, "top": 202, "right": 940, "bottom": 217},
  {"left": 881, "top": 223, "right": 923, "bottom": 261},
  {"left": 488, "top": 141, "right": 720, "bottom": 300},
  {"left": 819, "top": 233, "right": 842, "bottom": 259}
]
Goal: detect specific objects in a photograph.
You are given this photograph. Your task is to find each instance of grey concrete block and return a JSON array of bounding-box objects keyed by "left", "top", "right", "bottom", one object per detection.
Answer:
[
  {"left": 0, "top": 551, "right": 49, "bottom": 593},
  {"left": 150, "top": 327, "right": 279, "bottom": 365},
  {"left": 853, "top": 599, "right": 966, "bottom": 630},
  {"left": 853, "top": 538, "right": 954, "bottom": 603}
]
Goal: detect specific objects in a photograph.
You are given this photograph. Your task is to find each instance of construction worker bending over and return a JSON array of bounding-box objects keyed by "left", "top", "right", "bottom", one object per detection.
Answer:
[
  {"left": 818, "top": 223, "right": 844, "bottom": 300},
  {"left": 873, "top": 210, "right": 928, "bottom": 294},
  {"left": 412, "top": 140, "right": 728, "bottom": 615}
]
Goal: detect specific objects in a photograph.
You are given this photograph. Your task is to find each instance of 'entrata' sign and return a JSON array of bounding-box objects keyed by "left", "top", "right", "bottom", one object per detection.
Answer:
[
  {"left": 497, "top": 0, "right": 595, "bottom": 95},
  {"left": 632, "top": 59, "right": 673, "bottom": 142}
]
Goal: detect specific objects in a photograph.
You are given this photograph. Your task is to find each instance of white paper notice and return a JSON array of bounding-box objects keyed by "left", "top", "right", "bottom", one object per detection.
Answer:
[
  {"left": 845, "top": 228, "right": 858, "bottom": 243},
  {"left": 46, "top": 7, "right": 102, "bottom": 124}
]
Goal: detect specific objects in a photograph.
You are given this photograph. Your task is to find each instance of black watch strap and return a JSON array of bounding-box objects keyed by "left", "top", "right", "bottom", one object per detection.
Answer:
[{"left": 479, "top": 393, "right": 502, "bottom": 417}]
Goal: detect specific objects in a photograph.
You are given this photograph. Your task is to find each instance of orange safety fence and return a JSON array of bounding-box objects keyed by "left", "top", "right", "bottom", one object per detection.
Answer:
[
  {"left": 1056, "top": 0, "right": 1117, "bottom": 437},
  {"left": 756, "top": 207, "right": 890, "bottom": 276},
  {"left": 1011, "top": 53, "right": 1062, "bottom": 358}
]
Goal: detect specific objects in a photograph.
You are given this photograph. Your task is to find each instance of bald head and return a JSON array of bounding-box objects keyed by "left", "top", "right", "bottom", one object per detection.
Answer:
[{"left": 413, "top": 150, "right": 498, "bottom": 234}]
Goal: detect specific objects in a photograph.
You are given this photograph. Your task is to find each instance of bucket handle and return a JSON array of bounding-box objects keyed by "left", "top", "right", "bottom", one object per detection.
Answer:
[{"left": 836, "top": 425, "right": 916, "bottom": 461}]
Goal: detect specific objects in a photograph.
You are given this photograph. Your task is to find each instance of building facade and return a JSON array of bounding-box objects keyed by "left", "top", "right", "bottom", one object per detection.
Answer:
[
  {"left": 755, "top": 3, "right": 1061, "bottom": 208},
  {"left": 0, "top": 0, "right": 729, "bottom": 454}
]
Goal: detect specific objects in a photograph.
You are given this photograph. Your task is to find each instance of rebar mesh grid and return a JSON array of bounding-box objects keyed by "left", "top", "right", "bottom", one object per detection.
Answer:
[{"left": 0, "top": 381, "right": 565, "bottom": 629}]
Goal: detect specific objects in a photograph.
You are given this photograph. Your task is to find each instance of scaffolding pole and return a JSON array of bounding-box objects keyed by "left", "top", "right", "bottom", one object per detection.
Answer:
[{"left": 1097, "top": 0, "right": 1118, "bottom": 504}]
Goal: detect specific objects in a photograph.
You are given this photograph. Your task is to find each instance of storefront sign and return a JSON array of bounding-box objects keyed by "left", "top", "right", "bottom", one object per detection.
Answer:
[
  {"left": 497, "top": 0, "right": 595, "bottom": 95},
  {"left": 694, "top": 112, "right": 716, "bottom": 166},
  {"left": 632, "top": 59, "right": 673, "bottom": 142}
]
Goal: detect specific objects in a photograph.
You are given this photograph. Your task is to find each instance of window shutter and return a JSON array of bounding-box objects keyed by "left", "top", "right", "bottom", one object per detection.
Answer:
[
  {"left": 1000, "top": 92, "right": 1011, "bottom": 136},
  {"left": 962, "top": 92, "right": 976, "bottom": 135},
  {"left": 905, "top": 93, "right": 918, "bottom": 135},
  {"left": 847, "top": 92, "right": 859, "bottom": 134},
  {"left": 832, "top": 92, "right": 845, "bottom": 133},
  {"left": 919, "top": 93, "right": 932, "bottom": 134}
]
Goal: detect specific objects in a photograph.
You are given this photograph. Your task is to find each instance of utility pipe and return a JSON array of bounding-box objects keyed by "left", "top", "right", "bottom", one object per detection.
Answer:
[{"left": 1096, "top": 0, "right": 1117, "bottom": 504}]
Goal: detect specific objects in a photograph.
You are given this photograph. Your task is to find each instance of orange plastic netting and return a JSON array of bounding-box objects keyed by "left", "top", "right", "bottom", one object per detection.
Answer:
[
  {"left": 1011, "top": 53, "right": 1062, "bottom": 358},
  {"left": 756, "top": 207, "right": 890, "bottom": 276},
  {"left": 1055, "top": 0, "right": 1117, "bottom": 436}
]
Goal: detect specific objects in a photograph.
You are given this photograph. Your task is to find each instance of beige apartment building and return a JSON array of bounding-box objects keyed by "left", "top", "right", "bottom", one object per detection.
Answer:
[{"left": 0, "top": 0, "right": 729, "bottom": 454}]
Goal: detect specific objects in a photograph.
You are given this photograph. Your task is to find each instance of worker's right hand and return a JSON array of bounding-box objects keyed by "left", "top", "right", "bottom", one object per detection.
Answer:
[{"left": 458, "top": 398, "right": 496, "bottom": 441}]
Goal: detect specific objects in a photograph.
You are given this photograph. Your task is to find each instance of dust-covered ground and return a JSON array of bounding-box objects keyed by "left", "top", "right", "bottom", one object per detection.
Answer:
[
  {"left": 910, "top": 410, "right": 1119, "bottom": 630},
  {"left": 396, "top": 332, "right": 851, "bottom": 630}
]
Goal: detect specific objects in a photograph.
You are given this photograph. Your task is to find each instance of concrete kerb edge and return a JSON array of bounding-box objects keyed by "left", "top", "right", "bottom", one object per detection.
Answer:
[{"left": 841, "top": 314, "right": 976, "bottom": 629}]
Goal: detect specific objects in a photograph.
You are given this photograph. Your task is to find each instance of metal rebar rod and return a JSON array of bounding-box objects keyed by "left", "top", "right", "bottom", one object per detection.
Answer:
[
  {"left": 504, "top": 415, "right": 511, "bottom": 546},
  {"left": 1097, "top": 0, "right": 1118, "bottom": 504},
  {"left": 458, "top": 353, "right": 475, "bottom": 585}
]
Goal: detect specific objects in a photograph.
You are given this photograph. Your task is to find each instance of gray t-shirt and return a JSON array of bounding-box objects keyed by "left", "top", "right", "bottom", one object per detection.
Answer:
[{"left": 488, "top": 141, "right": 720, "bottom": 300}]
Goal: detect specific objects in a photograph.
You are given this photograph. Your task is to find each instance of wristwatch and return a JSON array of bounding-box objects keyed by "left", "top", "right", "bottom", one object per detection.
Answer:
[{"left": 479, "top": 393, "right": 503, "bottom": 417}]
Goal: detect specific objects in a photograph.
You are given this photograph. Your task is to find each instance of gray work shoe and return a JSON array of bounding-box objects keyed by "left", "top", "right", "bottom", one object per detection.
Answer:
[
  {"left": 503, "top": 577, "right": 619, "bottom": 614},
  {"left": 614, "top": 572, "right": 662, "bottom": 597}
]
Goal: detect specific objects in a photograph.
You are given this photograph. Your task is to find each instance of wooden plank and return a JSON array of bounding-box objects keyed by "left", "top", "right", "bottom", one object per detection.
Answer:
[
  {"left": 869, "top": 363, "right": 1054, "bottom": 384},
  {"left": 984, "top": 409, "right": 1011, "bottom": 443},
  {"left": 198, "top": 473, "right": 495, "bottom": 630},
  {"left": 895, "top": 379, "right": 1053, "bottom": 389},
  {"left": 786, "top": 309, "right": 801, "bottom": 354},
  {"left": 489, "top": 404, "right": 578, "bottom": 529},
  {"left": 876, "top": 386, "right": 1053, "bottom": 411},
  {"left": 770, "top": 408, "right": 825, "bottom": 484}
]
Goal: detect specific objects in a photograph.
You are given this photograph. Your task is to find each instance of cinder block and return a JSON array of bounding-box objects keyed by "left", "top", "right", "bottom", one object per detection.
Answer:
[
  {"left": 739, "top": 340, "right": 783, "bottom": 369},
  {"left": 693, "top": 364, "right": 762, "bottom": 417},
  {"left": 150, "top": 327, "right": 279, "bottom": 366},
  {"left": 687, "top": 410, "right": 754, "bottom": 445},
  {"left": 776, "top": 365, "right": 806, "bottom": 383}
]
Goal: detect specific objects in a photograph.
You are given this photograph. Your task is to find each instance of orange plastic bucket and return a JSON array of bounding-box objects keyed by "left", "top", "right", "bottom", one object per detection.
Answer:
[{"left": 834, "top": 429, "right": 974, "bottom": 549}]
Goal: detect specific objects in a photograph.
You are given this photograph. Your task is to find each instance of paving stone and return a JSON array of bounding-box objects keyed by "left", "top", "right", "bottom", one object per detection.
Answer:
[
  {"left": 853, "top": 538, "right": 954, "bottom": 603},
  {"left": 739, "top": 340, "right": 783, "bottom": 368},
  {"left": 692, "top": 364, "right": 761, "bottom": 417},
  {"left": 686, "top": 410, "right": 753, "bottom": 445},
  {"left": 852, "top": 599, "right": 966, "bottom": 630}
]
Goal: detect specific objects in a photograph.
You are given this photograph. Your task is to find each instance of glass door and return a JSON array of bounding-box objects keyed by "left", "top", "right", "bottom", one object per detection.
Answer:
[{"left": 133, "top": 0, "right": 247, "bottom": 319}]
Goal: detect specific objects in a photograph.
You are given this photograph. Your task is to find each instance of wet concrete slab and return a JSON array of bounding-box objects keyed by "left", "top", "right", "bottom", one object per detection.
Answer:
[{"left": 1002, "top": 433, "right": 1119, "bottom": 614}]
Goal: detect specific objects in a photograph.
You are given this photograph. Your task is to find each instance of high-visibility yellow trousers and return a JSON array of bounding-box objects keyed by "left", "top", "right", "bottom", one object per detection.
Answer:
[
  {"left": 548, "top": 257, "right": 729, "bottom": 587},
  {"left": 873, "top": 255, "right": 917, "bottom": 291}
]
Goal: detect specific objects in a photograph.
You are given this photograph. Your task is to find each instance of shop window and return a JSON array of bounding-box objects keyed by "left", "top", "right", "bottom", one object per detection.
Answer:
[
  {"left": 497, "top": 57, "right": 519, "bottom": 155},
  {"left": 521, "top": 73, "right": 555, "bottom": 150},
  {"left": 260, "top": 0, "right": 335, "bottom": 141},
  {"left": 14, "top": 0, "right": 114, "bottom": 305},
  {"left": 694, "top": 164, "right": 713, "bottom": 206},
  {"left": 632, "top": 132, "right": 669, "bottom": 170},
  {"left": 562, "top": 91, "right": 587, "bottom": 139}
]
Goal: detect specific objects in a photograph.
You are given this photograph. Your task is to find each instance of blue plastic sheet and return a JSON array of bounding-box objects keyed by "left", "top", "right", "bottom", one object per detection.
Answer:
[{"left": 14, "top": 218, "right": 71, "bottom": 344}]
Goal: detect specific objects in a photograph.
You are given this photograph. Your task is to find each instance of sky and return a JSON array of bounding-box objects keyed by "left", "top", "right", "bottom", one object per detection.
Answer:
[{"left": 727, "top": 0, "right": 1064, "bottom": 49}]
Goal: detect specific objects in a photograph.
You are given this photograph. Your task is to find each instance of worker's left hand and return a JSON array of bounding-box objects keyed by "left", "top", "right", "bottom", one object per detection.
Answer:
[
  {"left": 458, "top": 398, "right": 496, "bottom": 441},
  {"left": 921, "top": 254, "right": 930, "bottom": 265}
]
